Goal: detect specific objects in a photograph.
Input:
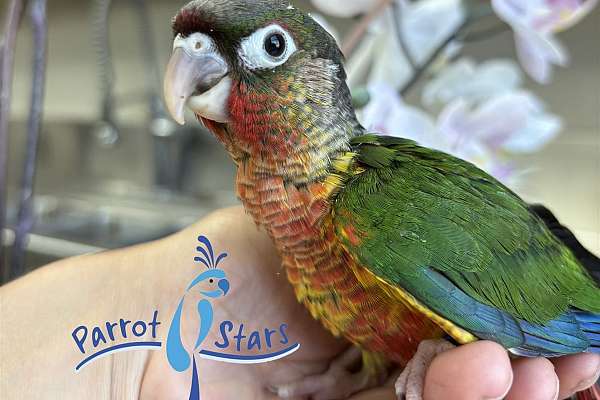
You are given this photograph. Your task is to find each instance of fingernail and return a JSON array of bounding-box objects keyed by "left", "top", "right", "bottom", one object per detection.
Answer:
[{"left": 552, "top": 373, "right": 560, "bottom": 400}]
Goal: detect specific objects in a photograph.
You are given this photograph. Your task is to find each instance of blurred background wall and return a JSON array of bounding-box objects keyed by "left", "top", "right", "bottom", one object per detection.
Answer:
[{"left": 2, "top": 0, "right": 599, "bottom": 279}]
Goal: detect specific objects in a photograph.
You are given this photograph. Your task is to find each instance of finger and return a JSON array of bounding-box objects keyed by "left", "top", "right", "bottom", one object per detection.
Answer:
[
  {"left": 424, "top": 341, "right": 513, "bottom": 400},
  {"left": 506, "top": 357, "right": 559, "bottom": 400},
  {"left": 332, "top": 346, "right": 363, "bottom": 369},
  {"left": 552, "top": 353, "right": 600, "bottom": 399}
]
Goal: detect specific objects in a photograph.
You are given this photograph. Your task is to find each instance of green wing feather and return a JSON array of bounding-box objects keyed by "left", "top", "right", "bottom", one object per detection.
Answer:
[{"left": 334, "top": 134, "right": 600, "bottom": 326}]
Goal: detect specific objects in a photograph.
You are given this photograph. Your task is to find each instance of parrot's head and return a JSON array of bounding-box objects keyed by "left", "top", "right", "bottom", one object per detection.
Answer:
[
  {"left": 163, "top": 0, "right": 360, "bottom": 181},
  {"left": 187, "top": 268, "right": 230, "bottom": 298}
]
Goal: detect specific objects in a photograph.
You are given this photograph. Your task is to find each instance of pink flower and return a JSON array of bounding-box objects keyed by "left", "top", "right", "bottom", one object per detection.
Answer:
[
  {"left": 310, "top": 0, "right": 379, "bottom": 18},
  {"left": 492, "top": 0, "right": 597, "bottom": 83},
  {"left": 437, "top": 93, "right": 562, "bottom": 155},
  {"left": 310, "top": 0, "right": 466, "bottom": 90},
  {"left": 360, "top": 83, "right": 561, "bottom": 184}
]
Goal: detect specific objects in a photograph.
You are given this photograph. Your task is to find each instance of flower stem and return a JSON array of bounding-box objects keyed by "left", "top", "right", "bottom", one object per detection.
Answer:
[
  {"left": 399, "top": 18, "right": 471, "bottom": 97},
  {"left": 398, "top": 1, "right": 496, "bottom": 97},
  {"left": 341, "top": 0, "right": 394, "bottom": 57},
  {"left": 391, "top": 0, "right": 417, "bottom": 70}
]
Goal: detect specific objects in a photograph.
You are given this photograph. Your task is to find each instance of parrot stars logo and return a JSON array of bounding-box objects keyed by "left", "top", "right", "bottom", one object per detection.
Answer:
[
  {"left": 70, "top": 235, "right": 300, "bottom": 400},
  {"left": 166, "top": 236, "right": 300, "bottom": 400}
]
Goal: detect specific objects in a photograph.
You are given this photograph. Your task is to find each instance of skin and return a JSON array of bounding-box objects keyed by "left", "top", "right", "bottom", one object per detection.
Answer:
[{"left": 1, "top": 206, "right": 598, "bottom": 399}]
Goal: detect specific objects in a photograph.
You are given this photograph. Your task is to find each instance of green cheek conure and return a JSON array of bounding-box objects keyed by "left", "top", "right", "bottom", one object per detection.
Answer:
[{"left": 162, "top": 1, "right": 600, "bottom": 398}]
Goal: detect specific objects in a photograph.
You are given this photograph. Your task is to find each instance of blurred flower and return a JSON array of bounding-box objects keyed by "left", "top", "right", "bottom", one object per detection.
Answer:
[
  {"left": 438, "top": 93, "right": 562, "bottom": 154},
  {"left": 360, "top": 83, "right": 561, "bottom": 183},
  {"left": 310, "top": 0, "right": 378, "bottom": 18},
  {"left": 361, "top": 83, "right": 439, "bottom": 146},
  {"left": 344, "top": 0, "right": 466, "bottom": 90},
  {"left": 492, "top": 0, "right": 598, "bottom": 83},
  {"left": 399, "top": 0, "right": 465, "bottom": 65},
  {"left": 422, "top": 58, "right": 523, "bottom": 106},
  {"left": 313, "top": 1, "right": 576, "bottom": 185}
]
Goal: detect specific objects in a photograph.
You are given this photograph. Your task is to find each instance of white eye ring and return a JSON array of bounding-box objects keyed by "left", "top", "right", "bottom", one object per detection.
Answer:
[{"left": 238, "top": 24, "right": 297, "bottom": 70}]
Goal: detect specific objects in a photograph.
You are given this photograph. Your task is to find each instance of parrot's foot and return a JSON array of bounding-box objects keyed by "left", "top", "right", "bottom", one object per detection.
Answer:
[
  {"left": 271, "top": 346, "right": 386, "bottom": 400},
  {"left": 395, "top": 339, "right": 455, "bottom": 400}
]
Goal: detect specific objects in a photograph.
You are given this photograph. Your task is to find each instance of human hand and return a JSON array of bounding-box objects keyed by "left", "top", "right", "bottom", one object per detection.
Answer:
[
  {"left": 3, "top": 206, "right": 596, "bottom": 399},
  {"left": 350, "top": 341, "right": 600, "bottom": 400},
  {"left": 0, "top": 206, "right": 346, "bottom": 400},
  {"left": 141, "top": 206, "right": 599, "bottom": 400}
]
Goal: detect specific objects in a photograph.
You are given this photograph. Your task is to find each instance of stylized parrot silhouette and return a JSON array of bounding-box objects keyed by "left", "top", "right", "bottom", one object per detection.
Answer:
[{"left": 166, "top": 236, "right": 230, "bottom": 400}]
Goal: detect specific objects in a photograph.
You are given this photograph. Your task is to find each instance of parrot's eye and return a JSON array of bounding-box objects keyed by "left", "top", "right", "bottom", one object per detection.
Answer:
[
  {"left": 209, "top": 279, "right": 214, "bottom": 284},
  {"left": 238, "top": 24, "right": 297, "bottom": 70},
  {"left": 264, "top": 33, "right": 285, "bottom": 58}
]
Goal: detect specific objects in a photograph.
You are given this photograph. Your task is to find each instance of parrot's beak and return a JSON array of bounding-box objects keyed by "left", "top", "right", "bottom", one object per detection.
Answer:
[
  {"left": 163, "top": 40, "right": 231, "bottom": 125},
  {"left": 218, "top": 278, "right": 230, "bottom": 296}
]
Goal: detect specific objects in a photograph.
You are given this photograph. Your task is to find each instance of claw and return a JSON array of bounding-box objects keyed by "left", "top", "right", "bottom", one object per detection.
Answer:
[{"left": 395, "top": 339, "right": 455, "bottom": 400}]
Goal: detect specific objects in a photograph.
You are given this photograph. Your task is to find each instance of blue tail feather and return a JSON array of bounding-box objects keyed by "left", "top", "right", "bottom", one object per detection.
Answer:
[
  {"left": 584, "top": 331, "right": 600, "bottom": 342},
  {"left": 515, "top": 312, "right": 589, "bottom": 357},
  {"left": 508, "top": 310, "right": 600, "bottom": 357},
  {"left": 403, "top": 266, "right": 600, "bottom": 356},
  {"left": 574, "top": 312, "right": 600, "bottom": 324},
  {"left": 574, "top": 311, "right": 600, "bottom": 352},
  {"left": 581, "top": 322, "right": 600, "bottom": 332},
  {"left": 588, "top": 343, "right": 600, "bottom": 354}
]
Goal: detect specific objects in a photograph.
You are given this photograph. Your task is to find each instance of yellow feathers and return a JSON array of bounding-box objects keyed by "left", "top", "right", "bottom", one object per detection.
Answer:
[{"left": 350, "top": 257, "right": 478, "bottom": 345}]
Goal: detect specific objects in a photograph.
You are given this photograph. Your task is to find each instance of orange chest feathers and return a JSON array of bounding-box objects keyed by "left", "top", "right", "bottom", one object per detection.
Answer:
[{"left": 235, "top": 166, "right": 443, "bottom": 364}]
